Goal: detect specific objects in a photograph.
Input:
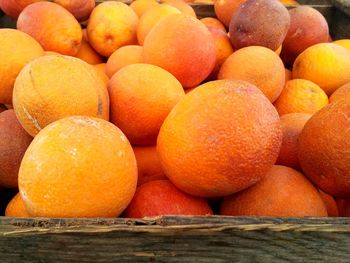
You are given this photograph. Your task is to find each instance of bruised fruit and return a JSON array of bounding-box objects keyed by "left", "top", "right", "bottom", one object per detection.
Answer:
[
  {"left": 298, "top": 99, "right": 350, "bottom": 197},
  {"left": 13, "top": 55, "right": 109, "bottom": 136},
  {"left": 124, "top": 180, "right": 213, "bottom": 218},
  {"left": 87, "top": 2, "right": 139, "bottom": 57},
  {"left": 221, "top": 165, "right": 327, "bottom": 217},
  {"left": 157, "top": 80, "right": 282, "bottom": 197},
  {"left": 229, "top": 0, "right": 290, "bottom": 51},
  {"left": 0, "top": 29, "right": 44, "bottom": 104},
  {"left": 133, "top": 146, "right": 167, "bottom": 186},
  {"left": 281, "top": 6, "right": 329, "bottom": 65},
  {"left": 144, "top": 14, "right": 216, "bottom": 88},
  {"left": 108, "top": 63, "right": 185, "bottom": 145},
  {"left": 17, "top": 2, "right": 83, "bottom": 56},
  {"left": 0, "top": 110, "right": 32, "bottom": 188},
  {"left": 19, "top": 116, "right": 137, "bottom": 218}
]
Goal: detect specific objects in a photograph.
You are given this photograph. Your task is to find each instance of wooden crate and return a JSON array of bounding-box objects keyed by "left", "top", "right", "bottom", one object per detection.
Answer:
[{"left": 0, "top": 1, "right": 350, "bottom": 262}]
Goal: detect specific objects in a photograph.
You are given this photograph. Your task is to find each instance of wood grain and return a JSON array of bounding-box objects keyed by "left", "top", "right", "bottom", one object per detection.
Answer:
[{"left": 0, "top": 216, "right": 350, "bottom": 262}]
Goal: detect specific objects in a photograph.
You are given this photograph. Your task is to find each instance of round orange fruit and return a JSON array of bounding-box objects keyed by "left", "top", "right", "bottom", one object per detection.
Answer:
[
  {"left": 329, "top": 83, "right": 350, "bottom": 103},
  {"left": 5, "top": 193, "right": 29, "bottom": 217},
  {"left": 19, "top": 116, "right": 137, "bottom": 218},
  {"left": 157, "top": 80, "right": 282, "bottom": 197}
]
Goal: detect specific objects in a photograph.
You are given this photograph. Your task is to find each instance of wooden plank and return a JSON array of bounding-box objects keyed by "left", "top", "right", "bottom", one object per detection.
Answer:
[{"left": 0, "top": 216, "right": 350, "bottom": 262}]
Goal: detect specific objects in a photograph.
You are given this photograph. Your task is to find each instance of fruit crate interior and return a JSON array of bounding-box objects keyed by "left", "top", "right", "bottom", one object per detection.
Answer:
[{"left": 0, "top": 0, "right": 350, "bottom": 262}]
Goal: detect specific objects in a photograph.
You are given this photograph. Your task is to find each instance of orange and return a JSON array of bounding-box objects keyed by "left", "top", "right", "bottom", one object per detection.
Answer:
[
  {"left": 0, "top": 0, "right": 41, "bottom": 19},
  {"left": 133, "top": 146, "right": 167, "bottom": 186},
  {"left": 53, "top": 0, "right": 95, "bottom": 22},
  {"left": 218, "top": 46, "right": 285, "bottom": 102},
  {"left": 214, "top": 0, "right": 246, "bottom": 27},
  {"left": 0, "top": 29, "right": 44, "bottom": 104},
  {"left": 13, "top": 55, "right": 109, "bottom": 136},
  {"left": 318, "top": 190, "right": 339, "bottom": 217},
  {"left": 207, "top": 27, "right": 234, "bottom": 79},
  {"left": 5, "top": 193, "right": 29, "bottom": 217},
  {"left": 276, "top": 113, "right": 311, "bottom": 170},
  {"left": 75, "top": 29, "right": 103, "bottom": 65},
  {"left": 106, "top": 45, "right": 143, "bottom": 78},
  {"left": 200, "top": 17, "right": 226, "bottom": 32},
  {"left": 157, "top": 80, "right": 282, "bottom": 197},
  {"left": 161, "top": 0, "right": 197, "bottom": 18},
  {"left": 144, "top": 14, "right": 216, "bottom": 88},
  {"left": 220, "top": 165, "right": 327, "bottom": 217},
  {"left": 137, "top": 4, "right": 181, "bottom": 45},
  {"left": 92, "top": 63, "right": 109, "bottom": 86},
  {"left": 333, "top": 39, "right": 350, "bottom": 52},
  {"left": 279, "top": 0, "right": 299, "bottom": 4},
  {"left": 0, "top": 110, "right": 32, "bottom": 188},
  {"left": 124, "top": 180, "right": 213, "bottom": 218},
  {"left": 130, "top": 0, "right": 159, "bottom": 17},
  {"left": 281, "top": 6, "right": 329, "bottom": 65},
  {"left": 87, "top": 2, "right": 139, "bottom": 57},
  {"left": 19, "top": 116, "right": 137, "bottom": 218},
  {"left": 274, "top": 79, "right": 329, "bottom": 115},
  {"left": 17, "top": 2, "right": 83, "bottom": 56},
  {"left": 329, "top": 83, "right": 350, "bottom": 103},
  {"left": 109, "top": 63, "right": 185, "bottom": 145},
  {"left": 298, "top": 99, "right": 350, "bottom": 197},
  {"left": 292, "top": 43, "right": 350, "bottom": 95}
]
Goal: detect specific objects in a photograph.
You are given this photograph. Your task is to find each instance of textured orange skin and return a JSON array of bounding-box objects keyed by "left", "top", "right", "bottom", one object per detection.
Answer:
[
  {"left": 13, "top": 55, "right": 110, "bottom": 137},
  {"left": 124, "top": 180, "right": 213, "bottom": 218},
  {"left": 157, "top": 80, "right": 282, "bottom": 197},
  {"left": 75, "top": 30, "right": 103, "bottom": 65},
  {"left": 92, "top": 63, "right": 109, "bottom": 86},
  {"left": 161, "top": 0, "right": 197, "bottom": 18},
  {"left": 292, "top": 43, "right": 350, "bottom": 96},
  {"left": 274, "top": 79, "right": 329, "bottom": 115},
  {"left": 144, "top": 14, "right": 216, "bottom": 88},
  {"left": 229, "top": 0, "right": 290, "bottom": 51},
  {"left": 19, "top": 116, "right": 137, "bottom": 218},
  {"left": 137, "top": 4, "right": 181, "bottom": 45},
  {"left": 214, "top": 0, "right": 246, "bottom": 27},
  {"left": 329, "top": 83, "right": 350, "bottom": 103},
  {"left": 106, "top": 45, "right": 143, "bottom": 78},
  {"left": 0, "top": 0, "right": 40, "bottom": 19},
  {"left": 281, "top": 6, "right": 329, "bottom": 66},
  {"left": 0, "top": 110, "right": 32, "bottom": 188},
  {"left": 285, "top": 68, "right": 292, "bottom": 84},
  {"left": 318, "top": 189, "right": 339, "bottom": 217},
  {"left": 17, "top": 2, "right": 82, "bottom": 56},
  {"left": 276, "top": 113, "right": 311, "bottom": 170},
  {"left": 87, "top": 2, "right": 139, "bottom": 57},
  {"left": 200, "top": 17, "right": 226, "bottom": 32},
  {"left": 0, "top": 29, "right": 44, "bottom": 104},
  {"left": 5, "top": 193, "right": 29, "bottom": 217},
  {"left": 108, "top": 63, "right": 185, "bottom": 145},
  {"left": 218, "top": 46, "right": 285, "bottom": 102},
  {"left": 207, "top": 27, "right": 234, "bottom": 79},
  {"left": 53, "top": 0, "right": 95, "bottom": 22},
  {"left": 221, "top": 165, "right": 328, "bottom": 217},
  {"left": 130, "top": 0, "right": 159, "bottom": 17},
  {"left": 133, "top": 146, "right": 167, "bottom": 186},
  {"left": 334, "top": 39, "right": 350, "bottom": 52},
  {"left": 298, "top": 99, "right": 350, "bottom": 197}
]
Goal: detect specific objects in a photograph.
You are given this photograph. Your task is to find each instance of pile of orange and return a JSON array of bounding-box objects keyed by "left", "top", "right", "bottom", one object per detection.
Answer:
[{"left": 0, "top": 0, "right": 349, "bottom": 219}]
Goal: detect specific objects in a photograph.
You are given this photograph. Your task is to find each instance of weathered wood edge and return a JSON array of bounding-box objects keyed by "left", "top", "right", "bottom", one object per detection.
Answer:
[{"left": 1, "top": 216, "right": 350, "bottom": 236}]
